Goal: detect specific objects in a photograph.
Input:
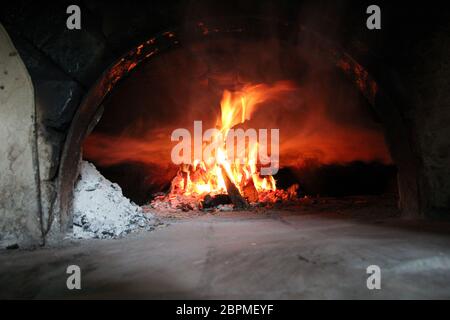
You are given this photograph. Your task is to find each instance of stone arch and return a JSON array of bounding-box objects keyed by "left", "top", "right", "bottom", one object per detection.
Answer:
[{"left": 55, "top": 21, "right": 420, "bottom": 238}]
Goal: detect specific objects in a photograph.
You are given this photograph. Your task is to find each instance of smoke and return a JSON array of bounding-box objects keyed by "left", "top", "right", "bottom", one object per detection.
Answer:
[{"left": 84, "top": 34, "right": 391, "bottom": 171}]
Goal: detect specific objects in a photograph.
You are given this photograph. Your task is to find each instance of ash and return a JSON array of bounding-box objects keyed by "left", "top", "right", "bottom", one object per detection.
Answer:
[{"left": 72, "top": 161, "right": 158, "bottom": 239}]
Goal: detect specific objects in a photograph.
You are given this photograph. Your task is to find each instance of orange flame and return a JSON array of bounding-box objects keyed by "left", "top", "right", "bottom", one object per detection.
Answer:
[{"left": 169, "top": 81, "right": 295, "bottom": 201}]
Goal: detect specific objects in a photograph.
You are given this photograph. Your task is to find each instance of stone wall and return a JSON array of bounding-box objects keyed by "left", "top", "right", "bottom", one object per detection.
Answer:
[
  {"left": 0, "top": 24, "right": 42, "bottom": 248},
  {"left": 405, "top": 27, "right": 450, "bottom": 216}
]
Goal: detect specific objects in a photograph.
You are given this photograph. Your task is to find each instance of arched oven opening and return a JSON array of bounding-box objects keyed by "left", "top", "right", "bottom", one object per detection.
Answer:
[{"left": 58, "top": 19, "right": 405, "bottom": 234}]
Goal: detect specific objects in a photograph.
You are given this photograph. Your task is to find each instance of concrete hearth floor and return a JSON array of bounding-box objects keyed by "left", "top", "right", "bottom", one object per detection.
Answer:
[{"left": 1, "top": 199, "right": 450, "bottom": 299}]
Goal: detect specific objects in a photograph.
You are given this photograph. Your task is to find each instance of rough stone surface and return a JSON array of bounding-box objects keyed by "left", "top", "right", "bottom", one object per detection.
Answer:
[
  {"left": 406, "top": 28, "right": 450, "bottom": 216},
  {"left": 4, "top": 35, "right": 85, "bottom": 131},
  {"left": 2, "top": 207, "right": 450, "bottom": 299},
  {"left": 0, "top": 2, "right": 110, "bottom": 86},
  {"left": 0, "top": 24, "right": 41, "bottom": 248}
]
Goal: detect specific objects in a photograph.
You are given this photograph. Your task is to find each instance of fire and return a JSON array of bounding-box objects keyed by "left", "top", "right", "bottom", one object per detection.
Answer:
[{"left": 165, "top": 81, "right": 297, "bottom": 206}]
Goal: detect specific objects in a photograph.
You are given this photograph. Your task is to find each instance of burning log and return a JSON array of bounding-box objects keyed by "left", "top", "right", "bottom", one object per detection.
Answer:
[
  {"left": 242, "top": 179, "right": 258, "bottom": 203},
  {"left": 180, "top": 164, "right": 190, "bottom": 192},
  {"left": 220, "top": 165, "right": 249, "bottom": 209},
  {"left": 287, "top": 184, "right": 299, "bottom": 200}
]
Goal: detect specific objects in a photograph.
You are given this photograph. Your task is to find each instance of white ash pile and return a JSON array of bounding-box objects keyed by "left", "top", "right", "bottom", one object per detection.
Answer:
[{"left": 72, "top": 161, "right": 158, "bottom": 239}]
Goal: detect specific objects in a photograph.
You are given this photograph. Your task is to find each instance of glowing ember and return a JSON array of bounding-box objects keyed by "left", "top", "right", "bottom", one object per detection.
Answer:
[{"left": 154, "top": 81, "right": 299, "bottom": 209}]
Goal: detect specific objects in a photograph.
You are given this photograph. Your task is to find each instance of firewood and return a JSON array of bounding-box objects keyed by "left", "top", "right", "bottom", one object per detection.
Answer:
[
  {"left": 220, "top": 165, "right": 249, "bottom": 209},
  {"left": 243, "top": 179, "right": 258, "bottom": 203},
  {"left": 287, "top": 184, "right": 299, "bottom": 200}
]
